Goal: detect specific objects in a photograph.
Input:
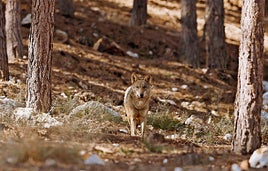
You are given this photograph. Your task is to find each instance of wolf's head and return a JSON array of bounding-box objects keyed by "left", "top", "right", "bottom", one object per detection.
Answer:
[{"left": 131, "top": 73, "right": 152, "bottom": 99}]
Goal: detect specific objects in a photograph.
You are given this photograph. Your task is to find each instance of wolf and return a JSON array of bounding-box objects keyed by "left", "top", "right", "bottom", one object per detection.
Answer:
[{"left": 124, "top": 73, "right": 152, "bottom": 137}]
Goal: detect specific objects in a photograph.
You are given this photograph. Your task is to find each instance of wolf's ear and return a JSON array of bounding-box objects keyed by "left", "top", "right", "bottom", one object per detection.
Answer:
[
  {"left": 144, "top": 75, "right": 152, "bottom": 84},
  {"left": 131, "top": 72, "right": 138, "bottom": 83}
]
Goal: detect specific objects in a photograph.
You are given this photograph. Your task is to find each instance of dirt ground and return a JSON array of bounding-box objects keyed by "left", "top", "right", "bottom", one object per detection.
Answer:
[{"left": 1, "top": 0, "right": 268, "bottom": 170}]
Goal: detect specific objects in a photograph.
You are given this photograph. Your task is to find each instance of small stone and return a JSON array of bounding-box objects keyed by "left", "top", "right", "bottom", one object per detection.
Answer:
[
  {"left": 224, "top": 133, "right": 232, "bottom": 141},
  {"left": 84, "top": 154, "right": 105, "bottom": 165},
  {"left": 231, "top": 163, "right": 241, "bottom": 171},
  {"left": 119, "top": 129, "right": 128, "bottom": 134},
  {"left": 174, "top": 167, "right": 183, "bottom": 171},
  {"left": 126, "top": 51, "right": 139, "bottom": 58},
  {"left": 172, "top": 87, "right": 178, "bottom": 92},
  {"left": 163, "top": 158, "right": 168, "bottom": 164},
  {"left": 181, "top": 85, "right": 188, "bottom": 89},
  {"left": 45, "top": 158, "right": 57, "bottom": 167},
  {"left": 208, "top": 156, "right": 215, "bottom": 161}
]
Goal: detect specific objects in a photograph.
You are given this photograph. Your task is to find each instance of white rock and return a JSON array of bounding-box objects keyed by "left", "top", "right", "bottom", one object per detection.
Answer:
[
  {"left": 201, "top": 68, "right": 209, "bottom": 74},
  {"left": 223, "top": 133, "right": 232, "bottom": 141},
  {"left": 249, "top": 146, "right": 268, "bottom": 168},
  {"left": 55, "top": 29, "right": 68, "bottom": 43},
  {"left": 119, "top": 129, "right": 128, "bottom": 134},
  {"left": 231, "top": 163, "right": 241, "bottom": 171},
  {"left": 84, "top": 154, "right": 105, "bottom": 165},
  {"left": 174, "top": 167, "right": 183, "bottom": 171},
  {"left": 181, "top": 84, "right": 188, "bottom": 89},
  {"left": 263, "top": 81, "right": 268, "bottom": 92},
  {"left": 184, "top": 115, "right": 203, "bottom": 126},
  {"left": 21, "top": 14, "right": 31, "bottom": 25},
  {"left": 32, "top": 113, "right": 63, "bottom": 128},
  {"left": 208, "top": 156, "right": 215, "bottom": 161},
  {"left": 211, "top": 110, "right": 219, "bottom": 116},
  {"left": 93, "top": 32, "right": 99, "bottom": 37},
  {"left": 181, "top": 101, "right": 190, "bottom": 108},
  {"left": 163, "top": 158, "right": 168, "bottom": 164},
  {"left": 172, "top": 87, "right": 178, "bottom": 92},
  {"left": 60, "top": 92, "right": 68, "bottom": 98},
  {"left": 126, "top": 51, "right": 139, "bottom": 58},
  {"left": 0, "top": 97, "right": 21, "bottom": 113},
  {"left": 69, "top": 101, "right": 121, "bottom": 118},
  {"left": 263, "top": 92, "right": 268, "bottom": 106},
  {"left": 13, "top": 107, "right": 34, "bottom": 121},
  {"left": 45, "top": 158, "right": 57, "bottom": 167}
]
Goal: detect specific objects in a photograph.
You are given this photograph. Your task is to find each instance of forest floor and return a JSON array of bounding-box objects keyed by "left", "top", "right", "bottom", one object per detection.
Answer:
[{"left": 1, "top": 0, "right": 268, "bottom": 170}]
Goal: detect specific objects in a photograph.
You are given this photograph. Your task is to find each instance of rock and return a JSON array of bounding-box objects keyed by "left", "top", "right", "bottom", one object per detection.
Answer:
[
  {"left": 181, "top": 85, "right": 188, "bottom": 89},
  {"left": 55, "top": 29, "right": 68, "bottom": 43},
  {"left": 44, "top": 158, "right": 57, "bottom": 167},
  {"left": 263, "top": 91, "right": 268, "bottom": 107},
  {"left": 84, "top": 154, "right": 105, "bottom": 165},
  {"left": 163, "top": 158, "right": 168, "bottom": 164},
  {"left": 0, "top": 97, "right": 22, "bottom": 116},
  {"left": 13, "top": 107, "right": 34, "bottom": 121},
  {"left": 263, "top": 81, "right": 268, "bottom": 92},
  {"left": 208, "top": 156, "right": 215, "bottom": 161},
  {"left": 184, "top": 115, "right": 204, "bottom": 127},
  {"left": 249, "top": 146, "right": 268, "bottom": 168},
  {"left": 126, "top": 51, "right": 139, "bottom": 58},
  {"left": 32, "top": 113, "right": 63, "bottom": 128},
  {"left": 119, "top": 129, "right": 128, "bottom": 134},
  {"left": 174, "top": 167, "right": 183, "bottom": 171},
  {"left": 69, "top": 101, "right": 120, "bottom": 118},
  {"left": 223, "top": 133, "right": 232, "bottom": 141},
  {"left": 171, "top": 87, "right": 178, "bottom": 92},
  {"left": 21, "top": 14, "right": 31, "bottom": 26},
  {"left": 156, "top": 97, "right": 177, "bottom": 106},
  {"left": 93, "top": 37, "right": 126, "bottom": 56},
  {"left": 231, "top": 163, "right": 241, "bottom": 171}
]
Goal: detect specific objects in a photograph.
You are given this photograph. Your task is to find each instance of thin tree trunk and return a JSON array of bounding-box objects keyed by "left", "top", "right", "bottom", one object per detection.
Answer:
[
  {"left": 130, "top": 0, "right": 147, "bottom": 26},
  {"left": 5, "top": 0, "right": 23, "bottom": 62},
  {"left": 0, "top": 0, "right": 9, "bottom": 81},
  {"left": 205, "top": 0, "right": 226, "bottom": 69},
  {"left": 232, "top": 0, "right": 264, "bottom": 155},
  {"left": 26, "top": 0, "right": 55, "bottom": 113},
  {"left": 181, "top": 0, "right": 199, "bottom": 68}
]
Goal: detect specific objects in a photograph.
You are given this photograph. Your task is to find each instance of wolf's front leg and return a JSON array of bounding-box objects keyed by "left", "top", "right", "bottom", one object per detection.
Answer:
[
  {"left": 130, "top": 117, "right": 136, "bottom": 136},
  {"left": 141, "top": 118, "right": 147, "bottom": 138}
]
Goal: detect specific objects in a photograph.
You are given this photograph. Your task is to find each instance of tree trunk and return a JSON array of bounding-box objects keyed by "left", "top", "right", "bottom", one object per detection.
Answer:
[
  {"left": 0, "top": 0, "right": 9, "bottom": 81},
  {"left": 26, "top": 0, "right": 55, "bottom": 113},
  {"left": 5, "top": 0, "right": 23, "bottom": 63},
  {"left": 204, "top": 0, "right": 226, "bottom": 69},
  {"left": 130, "top": 0, "right": 147, "bottom": 26},
  {"left": 232, "top": 0, "right": 264, "bottom": 155},
  {"left": 57, "top": 0, "right": 74, "bottom": 18},
  {"left": 181, "top": 0, "right": 199, "bottom": 68}
]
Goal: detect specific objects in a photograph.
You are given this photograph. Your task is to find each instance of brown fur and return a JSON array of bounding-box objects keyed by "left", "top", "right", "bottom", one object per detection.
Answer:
[{"left": 124, "top": 73, "right": 152, "bottom": 137}]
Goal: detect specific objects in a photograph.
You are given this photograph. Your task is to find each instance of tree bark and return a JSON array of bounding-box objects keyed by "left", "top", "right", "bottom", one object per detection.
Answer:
[
  {"left": 204, "top": 0, "right": 226, "bottom": 69},
  {"left": 232, "top": 0, "right": 264, "bottom": 155},
  {"left": 5, "top": 0, "right": 23, "bottom": 62},
  {"left": 181, "top": 0, "right": 199, "bottom": 68},
  {"left": 130, "top": 0, "right": 147, "bottom": 26},
  {"left": 57, "top": 0, "right": 74, "bottom": 18},
  {"left": 26, "top": 0, "right": 55, "bottom": 113},
  {"left": 0, "top": 0, "right": 9, "bottom": 81}
]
